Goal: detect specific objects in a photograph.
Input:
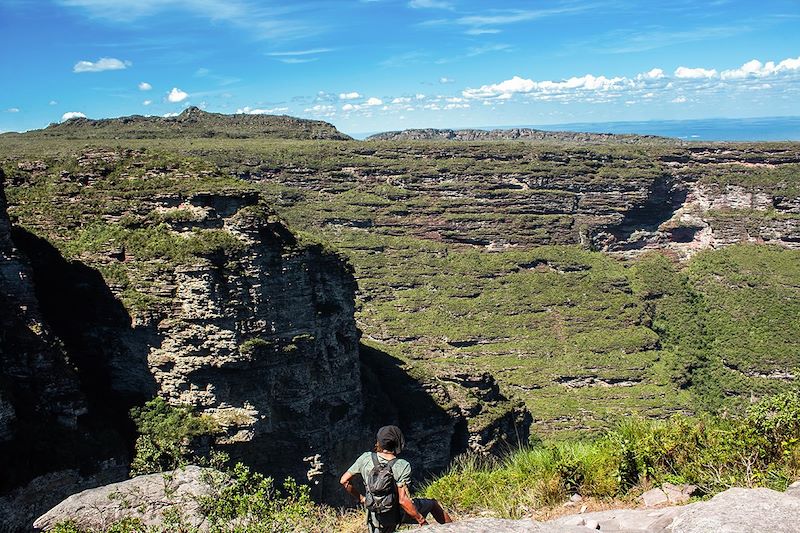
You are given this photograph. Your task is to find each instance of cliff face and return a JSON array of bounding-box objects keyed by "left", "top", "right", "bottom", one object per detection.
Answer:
[
  {"left": 0, "top": 171, "right": 128, "bottom": 531},
  {"left": 22, "top": 106, "right": 351, "bottom": 140},
  {"left": 2, "top": 150, "right": 531, "bottom": 520},
  {"left": 367, "top": 127, "right": 670, "bottom": 144}
]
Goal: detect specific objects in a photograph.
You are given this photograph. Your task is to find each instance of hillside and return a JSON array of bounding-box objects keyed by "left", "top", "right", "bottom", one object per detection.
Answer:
[
  {"left": 3, "top": 107, "right": 351, "bottom": 141},
  {"left": 3, "top": 123, "right": 799, "bottom": 439},
  {"left": 367, "top": 127, "right": 673, "bottom": 144}
]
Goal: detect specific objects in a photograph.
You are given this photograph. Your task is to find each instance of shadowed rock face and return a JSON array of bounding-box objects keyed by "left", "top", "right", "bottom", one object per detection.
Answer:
[{"left": 0, "top": 171, "right": 128, "bottom": 531}]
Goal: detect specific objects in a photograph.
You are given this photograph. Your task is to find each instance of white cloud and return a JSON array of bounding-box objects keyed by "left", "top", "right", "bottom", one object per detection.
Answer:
[
  {"left": 61, "top": 111, "right": 86, "bottom": 121},
  {"left": 6, "top": 108, "right": 20, "bottom": 113},
  {"left": 342, "top": 103, "right": 356, "bottom": 111},
  {"left": 463, "top": 74, "right": 628, "bottom": 99},
  {"left": 138, "top": 81, "right": 152, "bottom": 91},
  {"left": 163, "top": 112, "right": 180, "bottom": 117},
  {"left": 392, "top": 97, "right": 412, "bottom": 104},
  {"left": 49, "top": 100, "right": 58, "bottom": 105},
  {"left": 721, "top": 56, "right": 800, "bottom": 79},
  {"left": 167, "top": 87, "right": 189, "bottom": 102},
  {"left": 640, "top": 68, "right": 665, "bottom": 80},
  {"left": 235, "top": 106, "right": 289, "bottom": 114},
  {"left": 672, "top": 96, "right": 687, "bottom": 103},
  {"left": 73, "top": 57, "right": 130, "bottom": 73},
  {"left": 304, "top": 104, "right": 336, "bottom": 117},
  {"left": 143, "top": 100, "right": 152, "bottom": 106},
  {"left": 339, "top": 92, "right": 362, "bottom": 100},
  {"left": 364, "top": 97, "right": 383, "bottom": 106},
  {"left": 415, "top": 93, "right": 426, "bottom": 99},
  {"left": 439, "top": 77, "right": 455, "bottom": 84},
  {"left": 674, "top": 66, "right": 718, "bottom": 79}
]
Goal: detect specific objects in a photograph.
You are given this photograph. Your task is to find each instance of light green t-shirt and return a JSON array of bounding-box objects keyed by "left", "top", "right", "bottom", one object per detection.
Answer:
[{"left": 347, "top": 452, "right": 412, "bottom": 488}]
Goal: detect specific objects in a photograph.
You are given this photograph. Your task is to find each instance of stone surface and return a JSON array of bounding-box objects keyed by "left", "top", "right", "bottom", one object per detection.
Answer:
[
  {"left": 670, "top": 487, "right": 800, "bottom": 533},
  {"left": 420, "top": 518, "right": 587, "bottom": 532},
  {"left": 33, "top": 466, "right": 214, "bottom": 532}
]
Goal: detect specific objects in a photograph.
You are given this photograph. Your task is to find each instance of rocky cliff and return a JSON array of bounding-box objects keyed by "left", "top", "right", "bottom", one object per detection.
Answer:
[
  {"left": 0, "top": 169, "right": 128, "bottom": 531},
  {"left": 11, "top": 106, "right": 351, "bottom": 140},
  {"left": 1, "top": 149, "right": 532, "bottom": 529},
  {"left": 367, "top": 127, "right": 671, "bottom": 144}
]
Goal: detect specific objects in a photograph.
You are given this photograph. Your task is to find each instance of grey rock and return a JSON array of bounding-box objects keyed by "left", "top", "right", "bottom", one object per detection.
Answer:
[
  {"left": 553, "top": 507, "right": 685, "bottom": 532},
  {"left": 785, "top": 480, "right": 800, "bottom": 498},
  {"left": 420, "top": 518, "right": 587, "bottom": 532},
  {"left": 670, "top": 487, "right": 800, "bottom": 533},
  {"left": 33, "top": 466, "right": 214, "bottom": 532},
  {"left": 640, "top": 488, "right": 670, "bottom": 508},
  {"left": 640, "top": 483, "right": 696, "bottom": 508}
]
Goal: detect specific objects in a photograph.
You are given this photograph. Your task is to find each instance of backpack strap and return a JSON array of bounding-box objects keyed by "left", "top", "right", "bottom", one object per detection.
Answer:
[{"left": 371, "top": 452, "right": 380, "bottom": 469}]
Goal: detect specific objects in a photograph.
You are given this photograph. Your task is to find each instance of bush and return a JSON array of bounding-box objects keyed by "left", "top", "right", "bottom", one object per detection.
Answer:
[{"left": 129, "top": 397, "right": 220, "bottom": 476}]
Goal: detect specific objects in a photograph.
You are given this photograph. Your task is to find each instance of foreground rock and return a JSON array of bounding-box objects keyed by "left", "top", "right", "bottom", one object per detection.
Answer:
[
  {"left": 423, "top": 484, "right": 800, "bottom": 533},
  {"left": 33, "top": 467, "right": 212, "bottom": 532},
  {"left": 419, "top": 518, "right": 586, "bottom": 533}
]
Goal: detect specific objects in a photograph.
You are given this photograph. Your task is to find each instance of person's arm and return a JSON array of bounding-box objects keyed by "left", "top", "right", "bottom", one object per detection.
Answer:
[
  {"left": 340, "top": 471, "right": 365, "bottom": 505},
  {"left": 398, "top": 484, "right": 428, "bottom": 526}
]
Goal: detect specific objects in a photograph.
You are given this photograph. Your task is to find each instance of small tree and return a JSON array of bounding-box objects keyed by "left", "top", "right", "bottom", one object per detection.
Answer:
[{"left": 129, "top": 397, "right": 219, "bottom": 476}]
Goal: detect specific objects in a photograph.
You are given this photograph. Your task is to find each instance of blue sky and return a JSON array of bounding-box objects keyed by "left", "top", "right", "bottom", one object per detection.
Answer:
[{"left": 1, "top": 0, "right": 799, "bottom": 134}]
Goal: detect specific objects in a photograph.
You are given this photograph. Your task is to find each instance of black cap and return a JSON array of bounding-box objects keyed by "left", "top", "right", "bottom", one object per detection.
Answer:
[{"left": 377, "top": 425, "right": 405, "bottom": 453}]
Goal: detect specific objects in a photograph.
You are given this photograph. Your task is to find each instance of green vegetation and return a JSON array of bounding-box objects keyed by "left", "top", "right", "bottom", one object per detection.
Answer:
[
  {"left": 129, "top": 398, "right": 220, "bottom": 476},
  {"left": 424, "top": 392, "right": 800, "bottom": 518},
  {"left": 3, "top": 136, "right": 799, "bottom": 435}
]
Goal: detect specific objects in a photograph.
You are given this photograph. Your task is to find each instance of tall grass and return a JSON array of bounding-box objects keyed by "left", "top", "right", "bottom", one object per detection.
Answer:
[{"left": 424, "top": 392, "right": 800, "bottom": 518}]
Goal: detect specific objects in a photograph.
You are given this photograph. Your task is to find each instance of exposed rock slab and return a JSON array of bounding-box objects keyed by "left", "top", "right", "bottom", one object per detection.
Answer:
[
  {"left": 670, "top": 487, "right": 800, "bottom": 533},
  {"left": 33, "top": 466, "right": 213, "bottom": 532},
  {"left": 420, "top": 518, "right": 586, "bottom": 532}
]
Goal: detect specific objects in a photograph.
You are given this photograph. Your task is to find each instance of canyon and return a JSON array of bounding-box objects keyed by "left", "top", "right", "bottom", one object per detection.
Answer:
[{"left": 0, "top": 110, "right": 798, "bottom": 530}]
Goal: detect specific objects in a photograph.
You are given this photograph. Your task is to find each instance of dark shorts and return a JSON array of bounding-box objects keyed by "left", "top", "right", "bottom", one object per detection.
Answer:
[
  {"left": 401, "top": 498, "right": 436, "bottom": 524},
  {"left": 367, "top": 499, "right": 437, "bottom": 532}
]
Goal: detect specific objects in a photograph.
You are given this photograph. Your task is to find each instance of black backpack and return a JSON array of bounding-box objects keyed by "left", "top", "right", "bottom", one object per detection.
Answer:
[{"left": 364, "top": 452, "right": 399, "bottom": 517}]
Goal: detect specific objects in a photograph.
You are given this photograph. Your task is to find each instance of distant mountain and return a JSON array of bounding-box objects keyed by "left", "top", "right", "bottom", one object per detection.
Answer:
[
  {"left": 13, "top": 107, "right": 351, "bottom": 141},
  {"left": 367, "top": 127, "right": 673, "bottom": 143}
]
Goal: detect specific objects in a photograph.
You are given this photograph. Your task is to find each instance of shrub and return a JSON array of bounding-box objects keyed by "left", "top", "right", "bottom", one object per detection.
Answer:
[{"left": 129, "top": 398, "right": 219, "bottom": 476}]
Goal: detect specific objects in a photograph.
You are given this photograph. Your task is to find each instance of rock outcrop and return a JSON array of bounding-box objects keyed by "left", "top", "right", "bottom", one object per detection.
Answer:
[
  {"left": 420, "top": 484, "right": 800, "bottom": 533},
  {"left": 367, "top": 128, "right": 670, "bottom": 144},
  {"left": 32, "top": 466, "right": 214, "bottom": 532},
  {"left": 21, "top": 107, "right": 351, "bottom": 140}
]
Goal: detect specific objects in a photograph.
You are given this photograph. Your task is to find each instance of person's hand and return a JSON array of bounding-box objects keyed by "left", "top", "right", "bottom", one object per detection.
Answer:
[
  {"left": 359, "top": 495, "right": 366, "bottom": 505},
  {"left": 418, "top": 519, "right": 428, "bottom": 526}
]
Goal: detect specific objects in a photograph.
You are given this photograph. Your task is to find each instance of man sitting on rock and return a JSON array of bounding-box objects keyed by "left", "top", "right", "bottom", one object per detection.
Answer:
[{"left": 340, "top": 425, "right": 453, "bottom": 532}]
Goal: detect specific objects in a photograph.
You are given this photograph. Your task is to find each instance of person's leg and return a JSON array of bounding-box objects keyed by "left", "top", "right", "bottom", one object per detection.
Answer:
[
  {"left": 408, "top": 498, "right": 451, "bottom": 524},
  {"left": 429, "top": 500, "right": 452, "bottom": 524}
]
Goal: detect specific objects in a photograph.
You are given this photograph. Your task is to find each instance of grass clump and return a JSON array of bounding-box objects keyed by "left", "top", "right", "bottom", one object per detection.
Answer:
[{"left": 424, "top": 391, "right": 800, "bottom": 518}]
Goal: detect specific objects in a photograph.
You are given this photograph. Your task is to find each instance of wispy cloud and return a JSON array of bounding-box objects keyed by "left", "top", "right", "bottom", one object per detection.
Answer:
[
  {"left": 138, "top": 81, "right": 152, "bottom": 90},
  {"left": 581, "top": 25, "right": 752, "bottom": 54},
  {"left": 409, "top": 0, "right": 453, "bottom": 9},
  {"left": 73, "top": 57, "right": 130, "bottom": 73},
  {"left": 422, "top": 5, "right": 595, "bottom": 34},
  {"left": 57, "top": 0, "right": 319, "bottom": 41},
  {"left": 266, "top": 48, "right": 333, "bottom": 57}
]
